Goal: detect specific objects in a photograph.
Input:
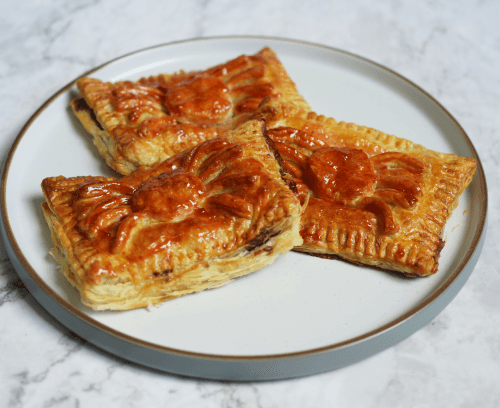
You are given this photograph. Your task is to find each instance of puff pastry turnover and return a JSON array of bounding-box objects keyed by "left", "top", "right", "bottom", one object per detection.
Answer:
[
  {"left": 71, "top": 47, "right": 310, "bottom": 175},
  {"left": 41, "top": 120, "right": 303, "bottom": 310},
  {"left": 253, "top": 101, "right": 477, "bottom": 277}
]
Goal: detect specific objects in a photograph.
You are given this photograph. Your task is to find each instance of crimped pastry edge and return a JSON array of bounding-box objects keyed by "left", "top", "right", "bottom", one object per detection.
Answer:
[
  {"left": 252, "top": 100, "right": 477, "bottom": 277},
  {"left": 71, "top": 47, "right": 311, "bottom": 176},
  {"left": 41, "top": 119, "right": 304, "bottom": 310}
]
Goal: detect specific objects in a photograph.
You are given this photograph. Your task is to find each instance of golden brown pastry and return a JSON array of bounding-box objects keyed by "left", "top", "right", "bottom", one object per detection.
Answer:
[
  {"left": 71, "top": 47, "right": 310, "bottom": 175},
  {"left": 41, "top": 120, "right": 303, "bottom": 310},
  {"left": 253, "top": 101, "right": 477, "bottom": 277}
]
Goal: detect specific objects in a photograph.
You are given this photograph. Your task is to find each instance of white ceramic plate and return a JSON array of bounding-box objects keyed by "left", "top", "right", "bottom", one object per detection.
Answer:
[{"left": 0, "top": 37, "right": 487, "bottom": 381}]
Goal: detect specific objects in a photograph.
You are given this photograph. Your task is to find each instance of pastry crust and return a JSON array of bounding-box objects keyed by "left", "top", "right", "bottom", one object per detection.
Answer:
[
  {"left": 41, "top": 120, "right": 303, "bottom": 310},
  {"left": 71, "top": 47, "right": 310, "bottom": 175},
  {"left": 253, "top": 101, "right": 477, "bottom": 277}
]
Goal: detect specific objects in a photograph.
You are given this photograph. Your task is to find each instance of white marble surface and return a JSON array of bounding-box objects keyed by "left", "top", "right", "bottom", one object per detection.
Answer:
[{"left": 1, "top": 0, "right": 499, "bottom": 406}]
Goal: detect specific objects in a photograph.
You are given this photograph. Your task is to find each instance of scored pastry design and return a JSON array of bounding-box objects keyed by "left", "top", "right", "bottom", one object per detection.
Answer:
[
  {"left": 41, "top": 120, "right": 303, "bottom": 310},
  {"left": 71, "top": 47, "right": 310, "bottom": 175},
  {"left": 253, "top": 100, "right": 477, "bottom": 277}
]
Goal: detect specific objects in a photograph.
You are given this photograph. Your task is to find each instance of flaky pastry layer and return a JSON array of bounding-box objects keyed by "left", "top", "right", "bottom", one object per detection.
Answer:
[
  {"left": 41, "top": 120, "right": 303, "bottom": 310},
  {"left": 71, "top": 47, "right": 310, "bottom": 175},
  {"left": 252, "top": 101, "right": 477, "bottom": 277}
]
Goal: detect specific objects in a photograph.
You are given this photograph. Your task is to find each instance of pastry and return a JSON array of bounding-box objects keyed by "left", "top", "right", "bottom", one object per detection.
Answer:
[
  {"left": 70, "top": 47, "right": 310, "bottom": 175},
  {"left": 253, "top": 101, "right": 477, "bottom": 277},
  {"left": 41, "top": 120, "right": 303, "bottom": 310}
]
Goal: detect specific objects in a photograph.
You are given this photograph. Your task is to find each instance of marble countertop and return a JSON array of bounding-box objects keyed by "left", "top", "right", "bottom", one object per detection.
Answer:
[{"left": 1, "top": 0, "right": 499, "bottom": 406}]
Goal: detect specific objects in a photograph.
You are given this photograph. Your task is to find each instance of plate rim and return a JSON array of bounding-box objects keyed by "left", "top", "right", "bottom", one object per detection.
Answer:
[{"left": 0, "top": 35, "right": 488, "bottom": 364}]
